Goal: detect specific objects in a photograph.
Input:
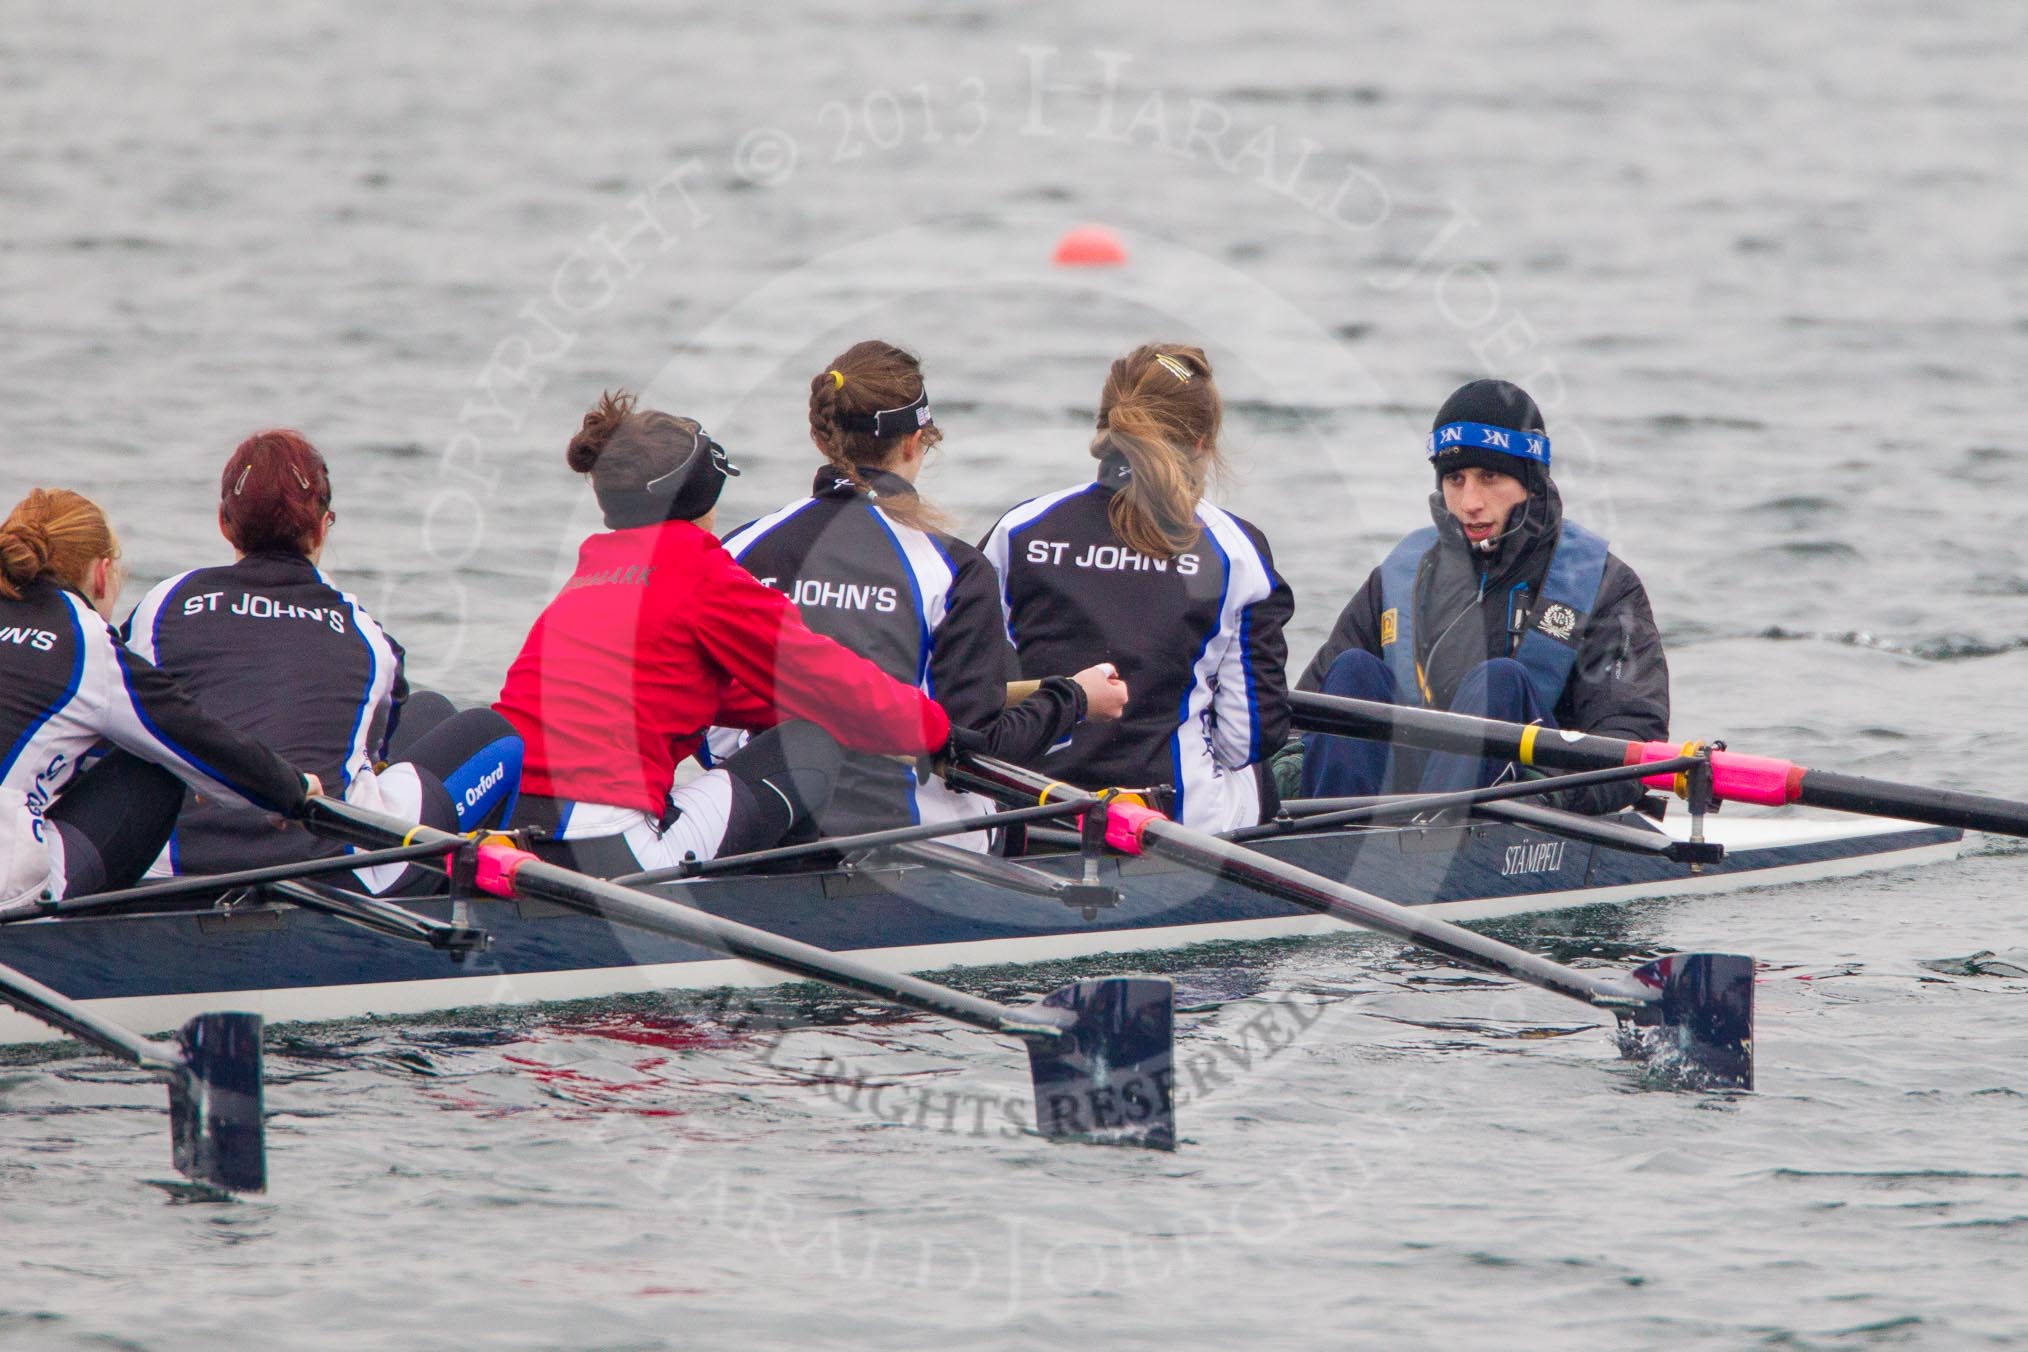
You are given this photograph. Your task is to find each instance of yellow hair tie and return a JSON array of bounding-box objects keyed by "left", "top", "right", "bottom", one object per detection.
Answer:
[
  {"left": 828, "top": 369, "right": 845, "bottom": 390},
  {"left": 1038, "top": 780, "right": 1073, "bottom": 805}
]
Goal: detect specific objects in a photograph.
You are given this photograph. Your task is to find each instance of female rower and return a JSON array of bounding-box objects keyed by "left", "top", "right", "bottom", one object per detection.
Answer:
[
  {"left": 0, "top": 488, "right": 317, "bottom": 907},
  {"left": 493, "top": 389, "right": 955, "bottom": 877},
  {"left": 124, "top": 430, "right": 522, "bottom": 893},
  {"left": 719, "top": 340, "right": 1128, "bottom": 844},
  {"left": 980, "top": 343, "right": 1292, "bottom": 831}
]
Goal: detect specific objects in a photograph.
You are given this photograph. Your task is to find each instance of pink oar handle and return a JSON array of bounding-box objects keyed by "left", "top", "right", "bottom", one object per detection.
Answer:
[{"left": 1632, "top": 742, "right": 1805, "bottom": 806}]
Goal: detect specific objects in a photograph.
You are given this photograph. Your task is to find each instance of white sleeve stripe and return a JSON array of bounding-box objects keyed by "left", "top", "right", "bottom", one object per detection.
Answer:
[
  {"left": 77, "top": 599, "right": 259, "bottom": 807},
  {"left": 319, "top": 570, "right": 403, "bottom": 777},
  {"left": 989, "top": 483, "right": 1099, "bottom": 541},
  {"left": 1197, "top": 505, "right": 1276, "bottom": 605},
  {"left": 979, "top": 523, "right": 1015, "bottom": 638},
  {"left": 1195, "top": 507, "right": 1277, "bottom": 769},
  {"left": 870, "top": 509, "right": 956, "bottom": 636},
  {"left": 122, "top": 569, "right": 200, "bottom": 662},
  {"left": 722, "top": 497, "right": 821, "bottom": 561}
]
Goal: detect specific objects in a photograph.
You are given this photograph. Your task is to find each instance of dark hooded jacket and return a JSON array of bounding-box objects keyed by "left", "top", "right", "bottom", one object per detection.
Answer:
[{"left": 1297, "top": 482, "right": 1669, "bottom": 814}]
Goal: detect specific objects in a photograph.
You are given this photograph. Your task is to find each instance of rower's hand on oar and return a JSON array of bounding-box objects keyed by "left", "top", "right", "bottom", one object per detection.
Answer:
[
  {"left": 1072, "top": 663, "right": 1128, "bottom": 721},
  {"left": 941, "top": 724, "right": 989, "bottom": 763},
  {"left": 288, "top": 773, "right": 326, "bottom": 820}
]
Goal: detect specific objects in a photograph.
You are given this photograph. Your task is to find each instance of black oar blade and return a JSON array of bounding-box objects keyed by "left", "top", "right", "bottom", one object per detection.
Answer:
[
  {"left": 167, "top": 1012, "right": 266, "bottom": 1193},
  {"left": 1022, "top": 977, "right": 1176, "bottom": 1150},
  {"left": 1624, "top": 953, "right": 1754, "bottom": 1090}
]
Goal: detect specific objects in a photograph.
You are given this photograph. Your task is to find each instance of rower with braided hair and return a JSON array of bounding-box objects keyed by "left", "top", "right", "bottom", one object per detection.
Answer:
[
  {"left": 719, "top": 340, "right": 1126, "bottom": 848},
  {"left": 980, "top": 343, "right": 1292, "bottom": 832}
]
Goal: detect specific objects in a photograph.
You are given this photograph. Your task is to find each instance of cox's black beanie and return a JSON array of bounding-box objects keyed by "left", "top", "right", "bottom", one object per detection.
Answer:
[{"left": 1429, "top": 379, "right": 1548, "bottom": 490}]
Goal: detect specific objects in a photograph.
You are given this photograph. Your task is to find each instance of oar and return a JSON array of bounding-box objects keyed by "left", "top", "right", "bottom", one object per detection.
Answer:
[
  {"left": 944, "top": 753, "right": 1754, "bottom": 1088},
  {"left": 0, "top": 963, "right": 264, "bottom": 1191},
  {"left": 1290, "top": 690, "right": 2028, "bottom": 838},
  {"left": 299, "top": 797, "right": 1177, "bottom": 1149}
]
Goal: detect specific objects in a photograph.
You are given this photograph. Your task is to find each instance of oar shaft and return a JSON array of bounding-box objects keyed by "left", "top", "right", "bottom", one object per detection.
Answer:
[
  {"left": 0, "top": 962, "right": 175, "bottom": 1070},
  {"left": 516, "top": 855, "right": 1041, "bottom": 1032},
  {"left": 1139, "top": 820, "right": 1625, "bottom": 1006},
  {"left": 1289, "top": 691, "right": 1630, "bottom": 772},
  {"left": 1793, "top": 770, "right": 2028, "bottom": 837},
  {"left": 1292, "top": 690, "right": 2028, "bottom": 839},
  {"left": 948, "top": 756, "right": 1641, "bottom": 1013},
  {"left": 301, "top": 799, "right": 1068, "bottom": 1043}
]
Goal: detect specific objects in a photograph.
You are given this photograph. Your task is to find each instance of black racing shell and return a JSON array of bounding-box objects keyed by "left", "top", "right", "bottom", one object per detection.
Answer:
[
  {"left": 721, "top": 468, "right": 1082, "bottom": 838},
  {"left": 980, "top": 459, "right": 1293, "bottom": 831},
  {"left": 123, "top": 551, "right": 406, "bottom": 873}
]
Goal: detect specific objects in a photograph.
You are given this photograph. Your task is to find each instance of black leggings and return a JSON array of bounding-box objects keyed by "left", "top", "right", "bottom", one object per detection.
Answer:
[
  {"left": 393, "top": 693, "right": 523, "bottom": 834},
  {"left": 48, "top": 751, "right": 186, "bottom": 897}
]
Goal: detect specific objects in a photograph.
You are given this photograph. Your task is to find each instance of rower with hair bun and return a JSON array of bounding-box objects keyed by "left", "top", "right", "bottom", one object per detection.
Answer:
[
  {"left": 124, "top": 430, "right": 523, "bottom": 893},
  {"left": 981, "top": 343, "right": 1293, "bottom": 831},
  {"left": 0, "top": 487, "right": 319, "bottom": 908},
  {"left": 717, "top": 340, "right": 1128, "bottom": 848},
  {"left": 494, "top": 388, "right": 958, "bottom": 877}
]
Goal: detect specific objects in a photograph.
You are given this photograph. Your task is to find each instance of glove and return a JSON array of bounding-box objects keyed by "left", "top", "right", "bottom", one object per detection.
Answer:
[
  {"left": 941, "top": 723, "right": 990, "bottom": 765},
  {"left": 1268, "top": 738, "right": 1306, "bottom": 802},
  {"left": 917, "top": 724, "right": 987, "bottom": 784}
]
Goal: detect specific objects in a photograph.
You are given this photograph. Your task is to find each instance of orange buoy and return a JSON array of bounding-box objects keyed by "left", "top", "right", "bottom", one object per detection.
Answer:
[{"left": 1052, "top": 225, "right": 1128, "bottom": 267}]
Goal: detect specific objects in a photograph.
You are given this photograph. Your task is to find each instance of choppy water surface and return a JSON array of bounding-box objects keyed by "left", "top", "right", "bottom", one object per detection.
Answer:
[{"left": 3, "top": 1, "right": 2026, "bottom": 1347}]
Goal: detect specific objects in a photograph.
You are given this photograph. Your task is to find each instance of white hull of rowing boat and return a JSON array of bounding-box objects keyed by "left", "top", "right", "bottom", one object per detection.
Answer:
[{"left": 0, "top": 815, "right": 1961, "bottom": 1046}]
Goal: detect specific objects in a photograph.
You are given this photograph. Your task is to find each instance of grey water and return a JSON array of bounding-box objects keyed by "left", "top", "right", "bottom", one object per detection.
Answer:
[{"left": 3, "top": 0, "right": 2026, "bottom": 1346}]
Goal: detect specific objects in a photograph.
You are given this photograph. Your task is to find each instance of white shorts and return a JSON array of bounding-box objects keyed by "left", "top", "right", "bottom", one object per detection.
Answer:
[
  {"left": 553, "top": 770, "right": 739, "bottom": 872},
  {"left": 1179, "top": 762, "right": 1264, "bottom": 834}
]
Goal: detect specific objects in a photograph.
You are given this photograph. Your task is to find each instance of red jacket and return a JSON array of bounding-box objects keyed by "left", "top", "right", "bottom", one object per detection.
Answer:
[{"left": 495, "top": 521, "right": 951, "bottom": 813}]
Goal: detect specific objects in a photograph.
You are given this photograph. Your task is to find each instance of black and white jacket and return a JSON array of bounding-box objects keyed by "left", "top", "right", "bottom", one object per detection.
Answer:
[
  {"left": 1, "top": 578, "right": 305, "bottom": 900},
  {"left": 980, "top": 456, "right": 1293, "bottom": 831},
  {"left": 720, "top": 468, "right": 1084, "bottom": 843},
  {"left": 123, "top": 552, "right": 406, "bottom": 873}
]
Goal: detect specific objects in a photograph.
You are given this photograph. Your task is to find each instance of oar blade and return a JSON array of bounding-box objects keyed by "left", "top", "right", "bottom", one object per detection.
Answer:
[
  {"left": 1022, "top": 976, "right": 1176, "bottom": 1150},
  {"left": 1625, "top": 953, "right": 1754, "bottom": 1090},
  {"left": 167, "top": 1012, "right": 266, "bottom": 1193}
]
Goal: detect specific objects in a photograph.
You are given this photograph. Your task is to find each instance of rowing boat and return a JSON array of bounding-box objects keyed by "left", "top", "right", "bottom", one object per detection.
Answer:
[
  {"left": 0, "top": 806, "right": 1957, "bottom": 1047},
  {"left": 1, "top": 694, "right": 2004, "bottom": 1188}
]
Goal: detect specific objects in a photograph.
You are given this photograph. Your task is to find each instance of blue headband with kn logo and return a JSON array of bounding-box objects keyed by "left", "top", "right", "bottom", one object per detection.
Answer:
[{"left": 1426, "top": 420, "right": 1551, "bottom": 467}]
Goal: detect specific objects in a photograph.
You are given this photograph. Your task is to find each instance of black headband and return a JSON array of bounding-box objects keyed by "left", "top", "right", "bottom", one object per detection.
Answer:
[
  {"left": 839, "top": 390, "right": 932, "bottom": 439},
  {"left": 599, "top": 427, "right": 742, "bottom": 529}
]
